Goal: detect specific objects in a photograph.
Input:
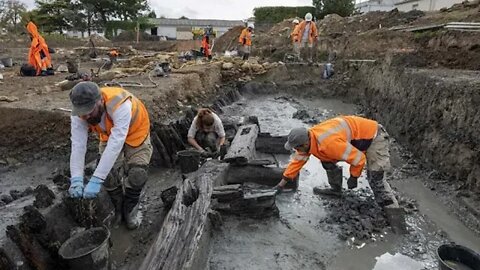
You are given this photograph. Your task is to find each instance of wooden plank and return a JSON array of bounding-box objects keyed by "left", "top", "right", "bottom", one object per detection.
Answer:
[
  {"left": 256, "top": 133, "right": 290, "bottom": 154},
  {"left": 224, "top": 124, "right": 259, "bottom": 165},
  {"left": 226, "top": 165, "right": 298, "bottom": 190},
  {"left": 140, "top": 161, "right": 228, "bottom": 270}
]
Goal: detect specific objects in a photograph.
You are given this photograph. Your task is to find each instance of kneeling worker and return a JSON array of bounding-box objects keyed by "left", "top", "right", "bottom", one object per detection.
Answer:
[
  {"left": 187, "top": 108, "right": 226, "bottom": 156},
  {"left": 68, "top": 82, "right": 152, "bottom": 230},
  {"left": 275, "top": 116, "right": 394, "bottom": 207}
]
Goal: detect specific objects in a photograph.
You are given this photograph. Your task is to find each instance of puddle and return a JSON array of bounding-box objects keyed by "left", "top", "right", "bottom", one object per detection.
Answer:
[{"left": 372, "top": 253, "right": 424, "bottom": 270}]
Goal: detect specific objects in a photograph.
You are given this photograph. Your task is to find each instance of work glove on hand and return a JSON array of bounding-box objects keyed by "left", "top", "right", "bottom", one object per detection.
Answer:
[
  {"left": 83, "top": 176, "right": 104, "bottom": 199},
  {"left": 273, "top": 185, "right": 284, "bottom": 195},
  {"left": 347, "top": 176, "right": 358, "bottom": 190},
  {"left": 68, "top": 176, "right": 84, "bottom": 198}
]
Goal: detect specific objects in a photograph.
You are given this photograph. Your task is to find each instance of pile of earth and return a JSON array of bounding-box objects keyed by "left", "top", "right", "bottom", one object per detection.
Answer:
[{"left": 213, "top": 26, "right": 244, "bottom": 53}]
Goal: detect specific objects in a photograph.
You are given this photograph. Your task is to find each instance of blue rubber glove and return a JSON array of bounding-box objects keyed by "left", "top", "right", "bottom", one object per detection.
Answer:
[
  {"left": 69, "top": 176, "right": 84, "bottom": 198},
  {"left": 83, "top": 176, "right": 104, "bottom": 199}
]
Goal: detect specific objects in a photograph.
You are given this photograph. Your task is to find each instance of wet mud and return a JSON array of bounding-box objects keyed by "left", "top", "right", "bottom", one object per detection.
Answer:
[{"left": 209, "top": 94, "right": 479, "bottom": 270}]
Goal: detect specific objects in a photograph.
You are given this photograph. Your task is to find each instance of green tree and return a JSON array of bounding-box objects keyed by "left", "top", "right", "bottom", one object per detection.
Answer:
[
  {"left": 0, "top": 0, "right": 27, "bottom": 33},
  {"left": 179, "top": 16, "right": 188, "bottom": 19},
  {"left": 147, "top": 10, "right": 156, "bottom": 18},
  {"left": 312, "top": 0, "right": 355, "bottom": 18},
  {"left": 114, "top": 0, "right": 149, "bottom": 20},
  {"left": 34, "top": 0, "right": 72, "bottom": 33}
]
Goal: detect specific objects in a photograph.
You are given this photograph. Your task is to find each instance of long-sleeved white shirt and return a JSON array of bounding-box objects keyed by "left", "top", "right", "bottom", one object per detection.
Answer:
[{"left": 70, "top": 100, "right": 132, "bottom": 180}]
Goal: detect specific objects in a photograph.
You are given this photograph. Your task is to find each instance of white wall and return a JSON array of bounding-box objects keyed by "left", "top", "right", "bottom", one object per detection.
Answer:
[
  {"left": 177, "top": 31, "right": 193, "bottom": 40},
  {"left": 356, "top": 0, "right": 396, "bottom": 13},
  {"left": 156, "top": 26, "right": 177, "bottom": 39},
  {"left": 395, "top": 0, "right": 464, "bottom": 12}
]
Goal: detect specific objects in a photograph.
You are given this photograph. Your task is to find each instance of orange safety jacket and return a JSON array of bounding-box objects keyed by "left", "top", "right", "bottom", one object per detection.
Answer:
[
  {"left": 292, "top": 21, "right": 318, "bottom": 44},
  {"left": 89, "top": 87, "right": 150, "bottom": 147},
  {"left": 239, "top": 28, "right": 252, "bottom": 46},
  {"left": 26, "top": 22, "right": 52, "bottom": 75},
  {"left": 290, "top": 24, "right": 299, "bottom": 42},
  {"left": 283, "top": 116, "right": 378, "bottom": 180},
  {"left": 201, "top": 35, "right": 211, "bottom": 57}
]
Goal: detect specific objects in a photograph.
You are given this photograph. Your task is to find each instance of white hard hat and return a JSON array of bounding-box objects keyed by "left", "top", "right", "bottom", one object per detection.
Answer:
[
  {"left": 305, "top": 13, "right": 313, "bottom": 22},
  {"left": 293, "top": 19, "right": 299, "bottom": 24},
  {"left": 247, "top": 23, "right": 254, "bottom": 29}
]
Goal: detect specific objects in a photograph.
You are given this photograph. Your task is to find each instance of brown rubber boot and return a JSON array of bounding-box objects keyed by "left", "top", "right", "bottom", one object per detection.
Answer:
[{"left": 314, "top": 166, "right": 343, "bottom": 197}]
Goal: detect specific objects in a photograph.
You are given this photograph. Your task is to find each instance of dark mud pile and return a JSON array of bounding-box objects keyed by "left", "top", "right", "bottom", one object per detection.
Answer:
[{"left": 318, "top": 189, "right": 388, "bottom": 241}]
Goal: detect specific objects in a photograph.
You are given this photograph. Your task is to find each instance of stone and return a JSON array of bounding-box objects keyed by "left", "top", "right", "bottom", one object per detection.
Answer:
[
  {"left": 222, "top": 62, "right": 234, "bottom": 70},
  {"left": 0, "top": 74, "right": 3, "bottom": 80},
  {"left": 0, "top": 96, "right": 19, "bottom": 103},
  {"left": 56, "top": 64, "right": 68, "bottom": 73},
  {"left": 1, "top": 194, "right": 13, "bottom": 204},
  {"left": 9, "top": 190, "right": 21, "bottom": 200}
]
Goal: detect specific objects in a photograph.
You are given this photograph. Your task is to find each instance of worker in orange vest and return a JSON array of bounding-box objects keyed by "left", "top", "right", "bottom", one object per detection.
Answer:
[
  {"left": 239, "top": 23, "right": 254, "bottom": 60},
  {"left": 290, "top": 19, "right": 300, "bottom": 43},
  {"left": 201, "top": 33, "right": 212, "bottom": 60},
  {"left": 291, "top": 13, "right": 318, "bottom": 62},
  {"left": 274, "top": 116, "right": 393, "bottom": 207},
  {"left": 68, "top": 82, "right": 152, "bottom": 230},
  {"left": 26, "top": 21, "right": 54, "bottom": 76}
]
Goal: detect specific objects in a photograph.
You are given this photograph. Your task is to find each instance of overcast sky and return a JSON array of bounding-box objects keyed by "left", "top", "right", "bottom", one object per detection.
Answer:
[{"left": 21, "top": 0, "right": 315, "bottom": 20}]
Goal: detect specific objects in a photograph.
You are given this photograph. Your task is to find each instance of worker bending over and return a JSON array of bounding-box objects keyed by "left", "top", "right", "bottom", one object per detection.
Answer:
[
  {"left": 26, "top": 21, "right": 54, "bottom": 76},
  {"left": 68, "top": 82, "right": 152, "bottom": 230},
  {"left": 187, "top": 108, "right": 226, "bottom": 156},
  {"left": 275, "top": 116, "right": 394, "bottom": 207}
]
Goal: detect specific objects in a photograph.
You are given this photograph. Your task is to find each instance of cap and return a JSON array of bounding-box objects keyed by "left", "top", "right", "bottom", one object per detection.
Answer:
[
  {"left": 284, "top": 127, "right": 309, "bottom": 151},
  {"left": 69, "top": 81, "right": 101, "bottom": 116},
  {"left": 293, "top": 19, "right": 300, "bottom": 24},
  {"left": 247, "top": 23, "right": 254, "bottom": 29}
]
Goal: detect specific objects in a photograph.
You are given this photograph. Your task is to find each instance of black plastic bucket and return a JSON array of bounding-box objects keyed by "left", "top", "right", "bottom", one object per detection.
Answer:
[
  {"left": 437, "top": 244, "right": 480, "bottom": 270},
  {"left": 177, "top": 150, "right": 201, "bottom": 174},
  {"left": 58, "top": 227, "right": 111, "bottom": 270}
]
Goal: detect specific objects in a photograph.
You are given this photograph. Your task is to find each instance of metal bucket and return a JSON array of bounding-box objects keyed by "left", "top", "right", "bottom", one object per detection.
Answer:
[
  {"left": 177, "top": 150, "right": 201, "bottom": 174},
  {"left": 1, "top": 57, "right": 13, "bottom": 67},
  {"left": 437, "top": 244, "right": 480, "bottom": 270},
  {"left": 58, "top": 227, "right": 111, "bottom": 270}
]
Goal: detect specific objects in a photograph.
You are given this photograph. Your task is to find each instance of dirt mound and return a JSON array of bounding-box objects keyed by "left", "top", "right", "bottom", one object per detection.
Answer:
[
  {"left": 86, "top": 33, "right": 112, "bottom": 46},
  {"left": 213, "top": 26, "right": 244, "bottom": 53}
]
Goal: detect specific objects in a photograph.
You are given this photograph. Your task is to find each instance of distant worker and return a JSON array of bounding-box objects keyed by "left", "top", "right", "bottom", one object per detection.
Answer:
[
  {"left": 26, "top": 21, "right": 54, "bottom": 76},
  {"left": 68, "top": 82, "right": 152, "bottom": 230},
  {"left": 108, "top": 49, "right": 119, "bottom": 63},
  {"left": 292, "top": 13, "right": 318, "bottom": 63},
  {"left": 290, "top": 19, "right": 300, "bottom": 43},
  {"left": 239, "top": 23, "right": 254, "bottom": 60},
  {"left": 274, "top": 116, "right": 394, "bottom": 208},
  {"left": 201, "top": 33, "right": 212, "bottom": 60},
  {"left": 187, "top": 108, "right": 226, "bottom": 156}
]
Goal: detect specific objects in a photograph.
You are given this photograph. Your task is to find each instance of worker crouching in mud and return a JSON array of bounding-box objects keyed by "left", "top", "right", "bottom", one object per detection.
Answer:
[
  {"left": 22, "top": 21, "right": 54, "bottom": 76},
  {"left": 68, "top": 82, "right": 153, "bottom": 230},
  {"left": 187, "top": 108, "right": 227, "bottom": 158},
  {"left": 274, "top": 115, "right": 394, "bottom": 209}
]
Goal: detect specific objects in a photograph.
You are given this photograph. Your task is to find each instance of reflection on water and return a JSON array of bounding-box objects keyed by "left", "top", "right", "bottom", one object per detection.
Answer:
[{"left": 372, "top": 253, "right": 424, "bottom": 270}]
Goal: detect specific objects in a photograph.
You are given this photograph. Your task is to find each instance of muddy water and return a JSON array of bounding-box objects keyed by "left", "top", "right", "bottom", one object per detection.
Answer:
[
  {"left": 209, "top": 96, "right": 360, "bottom": 269},
  {"left": 209, "top": 94, "right": 480, "bottom": 270}
]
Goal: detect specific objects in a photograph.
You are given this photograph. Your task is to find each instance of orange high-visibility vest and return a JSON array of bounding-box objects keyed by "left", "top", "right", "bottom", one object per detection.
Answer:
[
  {"left": 201, "top": 35, "right": 211, "bottom": 57},
  {"left": 283, "top": 116, "right": 378, "bottom": 180},
  {"left": 292, "top": 21, "right": 318, "bottom": 44},
  {"left": 90, "top": 87, "right": 150, "bottom": 147},
  {"left": 26, "top": 22, "right": 52, "bottom": 75},
  {"left": 239, "top": 28, "right": 252, "bottom": 46}
]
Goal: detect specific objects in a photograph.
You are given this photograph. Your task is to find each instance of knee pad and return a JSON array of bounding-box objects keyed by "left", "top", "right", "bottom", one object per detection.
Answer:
[{"left": 127, "top": 166, "right": 148, "bottom": 189}]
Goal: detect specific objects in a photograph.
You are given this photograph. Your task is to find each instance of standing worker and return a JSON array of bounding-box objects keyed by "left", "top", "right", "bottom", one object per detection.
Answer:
[
  {"left": 201, "top": 33, "right": 212, "bottom": 60},
  {"left": 274, "top": 116, "right": 394, "bottom": 208},
  {"left": 290, "top": 19, "right": 300, "bottom": 59},
  {"left": 68, "top": 82, "right": 153, "bottom": 230},
  {"left": 239, "top": 23, "right": 254, "bottom": 60},
  {"left": 187, "top": 108, "right": 226, "bottom": 156},
  {"left": 26, "top": 21, "right": 54, "bottom": 76},
  {"left": 292, "top": 13, "right": 318, "bottom": 63}
]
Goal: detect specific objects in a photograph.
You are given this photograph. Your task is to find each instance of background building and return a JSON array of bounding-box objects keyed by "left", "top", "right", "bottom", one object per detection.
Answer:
[
  {"left": 148, "top": 18, "right": 244, "bottom": 40},
  {"left": 356, "top": 0, "right": 465, "bottom": 13}
]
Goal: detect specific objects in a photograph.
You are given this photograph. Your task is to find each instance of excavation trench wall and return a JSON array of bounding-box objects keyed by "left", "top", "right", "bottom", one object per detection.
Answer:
[{"left": 248, "top": 63, "right": 480, "bottom": 193}]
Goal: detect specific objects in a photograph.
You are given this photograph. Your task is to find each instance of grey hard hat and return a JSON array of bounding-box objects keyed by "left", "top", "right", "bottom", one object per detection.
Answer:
[
  {"left": 284, "top": 127, "right": 309, "bottom": 151},
  {"left": 69, "top": 81, "right": 101, "bottom": 116}
]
